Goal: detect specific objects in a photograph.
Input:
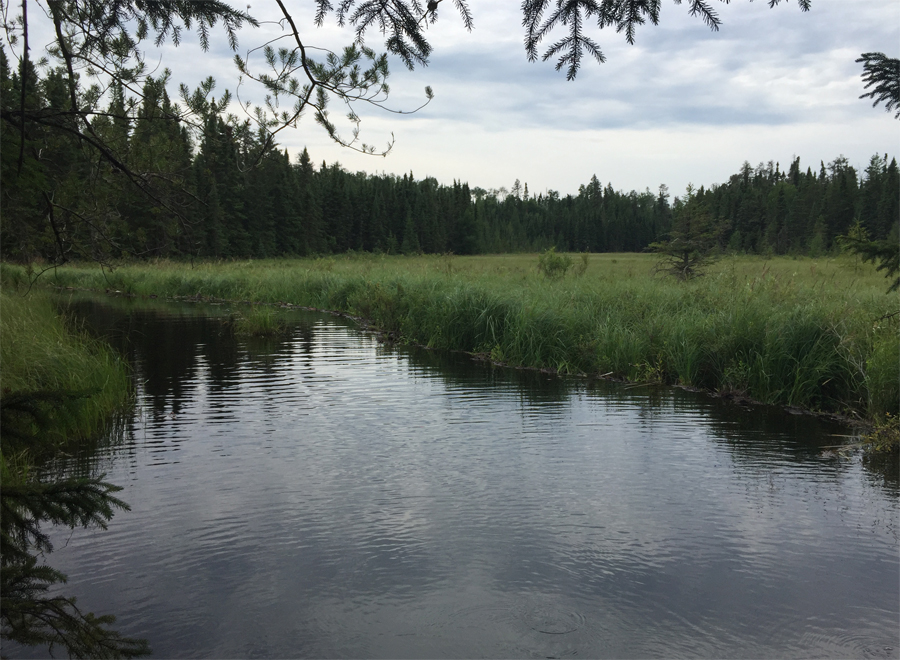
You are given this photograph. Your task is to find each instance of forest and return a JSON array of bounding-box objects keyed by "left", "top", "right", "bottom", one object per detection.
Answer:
[{"left": 2, "top": 49, "right": 898, "bottom": 265}]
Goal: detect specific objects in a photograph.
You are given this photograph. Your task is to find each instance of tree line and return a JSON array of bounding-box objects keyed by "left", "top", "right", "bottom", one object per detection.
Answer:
[{"left": 2, "top": 53, "right": 897, "bottom": 265}]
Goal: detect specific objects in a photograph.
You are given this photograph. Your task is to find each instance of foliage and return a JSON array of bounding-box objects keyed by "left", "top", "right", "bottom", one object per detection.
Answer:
[
  {"left": 1, "top": 447, "right": 150, "bottom": 659},
  {"left": 574, "top": 252, "right": 590, "bottom": 276},
  {"left": 857, "top": 52, "right": 900, "bottom": 119},
  {"left": 0, "top": 402, "right": 149, "bottom": 658},
  {"left": 537, "top": 247, "right": 573, "bottom": 278},
  {"left": 519, "top": 0, "right": 810, "bottom": 79},
  {"left": 649, "top": 184, "right": 721, "bottom": 280},
  {"left": 0, "top": 0, "right": 254, "bottom": 262},
  {"left": 0, "top": 0, "right": 844, "bottom": 273},
  {"left": 862, "top": 413, "right": 899, "bottom": 453},
  {"left": 4, "top": 46, "right": 895, "bottom": 272},
  {"left": 1, "top": 33, "right": 896, "bottom": 266},
  {"left": 3, "top": 0, "right": 890, "bottom": 285},
  {"left": 0, "top": 0, "right": 430, "bottom": 270},
  {"left": 838, "top": 234, "right": 900, "bottom": 293}
]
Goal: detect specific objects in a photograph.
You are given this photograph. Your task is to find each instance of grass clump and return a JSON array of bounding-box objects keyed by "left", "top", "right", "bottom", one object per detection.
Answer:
[
  {"left": 232, "top": 305, "right": 288, "bottom": 337},
  {"left": 0, "top": 291, "right": 131, "bottom": 453}
]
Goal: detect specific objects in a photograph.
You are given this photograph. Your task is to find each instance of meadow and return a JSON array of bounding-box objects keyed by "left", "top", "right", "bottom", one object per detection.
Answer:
[{"left": 2, "top": 252, "right": 897, "bottom": 424}]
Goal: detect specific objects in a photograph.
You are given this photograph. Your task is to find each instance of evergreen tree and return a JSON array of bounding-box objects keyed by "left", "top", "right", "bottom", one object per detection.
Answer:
[
  {"left": 0, "top": 48, "right": 47, "bottom": 262},
  {"left": 295, "top": 148, "right": 323, "bottom": 255},
  {"left": 126, "top": 73, "right": 195, "bottom": 256},
  {"left": 839, "top": 235, "right": 900, "bottom": 292},
  {"left": 401, "top": 203, "right": 420, "bottom": 254},
  {"left": 1, "top": 392, "right": 150, "bottom": 658},
  {"left": 649, "top": 184, "right": 722, "bottom": 280},
  {"left": 857, "top": 52, "right": 900, "bottom": 118}
]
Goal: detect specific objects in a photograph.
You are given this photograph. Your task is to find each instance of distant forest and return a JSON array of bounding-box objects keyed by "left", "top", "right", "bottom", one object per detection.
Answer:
[{"left": 2, "top": 57, "right": 898, "bottom": 263}]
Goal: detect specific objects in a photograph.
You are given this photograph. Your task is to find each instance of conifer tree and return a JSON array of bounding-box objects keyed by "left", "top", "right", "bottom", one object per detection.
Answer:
[
  {"left": 401, "top": 203, "right": 420, "bottom": 254},
  {"left": 649, "top": 184, "right": 722, "bottom": 279},
  {"left": 247, "top": 144, "right": 293, "bottom": 257},
  {"left": 0, "top": 48, "right": 47, "bottom": 262},
  {"left": 1, "top": 392, "right": 150, "bottom": 658},
  {"left": 839, "top": 235, "right": 900, "bottom": 293},
  {"left": 857, "top": 53, "right": 900, "bottom": 118},
  {"left": 295, "top": 148, "right": 323, "bottom": 254}
]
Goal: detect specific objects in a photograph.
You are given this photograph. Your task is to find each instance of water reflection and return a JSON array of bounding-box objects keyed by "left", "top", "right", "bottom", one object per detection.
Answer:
[{"left": 24, "top": 293, "right": 899, "bottom": 659}]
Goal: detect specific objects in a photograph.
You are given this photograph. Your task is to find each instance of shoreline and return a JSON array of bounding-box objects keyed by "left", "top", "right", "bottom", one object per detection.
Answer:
[{"left": 61, "top": 285, "right": 873, "bottom": 433}]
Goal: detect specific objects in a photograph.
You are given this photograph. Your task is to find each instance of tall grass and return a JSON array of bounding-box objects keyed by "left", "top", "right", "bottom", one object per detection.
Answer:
[
  {"left": 6, "top": 253, "right": 896, "bottom": 421},
  {"left": 0, "top": 290, "right": 132, "bottom": 449},
  {"left": 232, "top": 304, "right": 288, "bottom": 337}
]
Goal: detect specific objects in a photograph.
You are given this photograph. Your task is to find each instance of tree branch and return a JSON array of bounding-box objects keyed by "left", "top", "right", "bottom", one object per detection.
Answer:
[{"left": 16, "top": 0, "right": 28, "bottom": 175}]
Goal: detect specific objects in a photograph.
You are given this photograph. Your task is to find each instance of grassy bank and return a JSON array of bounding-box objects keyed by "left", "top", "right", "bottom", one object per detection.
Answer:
[
  {"left": 0, "top": 290, "right": 148, "bottom": 659},
  {"left": 3, "top": 253, "right": 897, "bottom": 422},
  {"left": 0, "top": 290, "right": 132, "bottom": 457}
]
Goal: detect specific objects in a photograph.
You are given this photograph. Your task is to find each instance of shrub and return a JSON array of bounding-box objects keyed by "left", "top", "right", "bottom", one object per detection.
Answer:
[{"left": 537, "top": 247, "right": 572, "bottom": 279}]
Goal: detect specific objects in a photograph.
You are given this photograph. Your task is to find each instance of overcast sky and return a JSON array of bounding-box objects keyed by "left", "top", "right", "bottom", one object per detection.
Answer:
[{"left": 34, "top": 0, "right": 900, "bottom": 196}]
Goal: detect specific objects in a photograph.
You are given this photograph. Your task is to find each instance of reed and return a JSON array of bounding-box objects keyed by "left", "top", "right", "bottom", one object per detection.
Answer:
[
  {"left": 232, "top": 304, "right": 288, "bottom": 337},
  {"left": 7, "top": 253, "right": 896, "bottom": 421}
]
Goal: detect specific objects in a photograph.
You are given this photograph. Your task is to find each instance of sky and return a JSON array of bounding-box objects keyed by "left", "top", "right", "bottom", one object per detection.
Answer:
[{"left": 26, "top": 0, "right": 900, "bottom": 197}]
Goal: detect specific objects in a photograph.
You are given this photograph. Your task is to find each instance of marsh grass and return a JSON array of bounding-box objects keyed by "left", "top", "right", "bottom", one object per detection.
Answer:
[
  {"left": 232, "top": 304, "right": 288, "bottom": 337},
  {"left": 8, "top": 253, "right": 897, "bottom": 421},
  {"left": 0, "top": 291, "right": 132, "bottom": 452}
]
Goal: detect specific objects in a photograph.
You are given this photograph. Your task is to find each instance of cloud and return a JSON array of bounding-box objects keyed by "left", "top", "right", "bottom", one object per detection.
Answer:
[{"left": 21, "top": 0, "right": 894, "bottom": 196}]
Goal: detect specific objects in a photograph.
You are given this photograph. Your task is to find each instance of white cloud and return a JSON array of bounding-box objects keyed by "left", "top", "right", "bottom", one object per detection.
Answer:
[{"left": 22, "top": 0, "right": 900, "bottom": 195}]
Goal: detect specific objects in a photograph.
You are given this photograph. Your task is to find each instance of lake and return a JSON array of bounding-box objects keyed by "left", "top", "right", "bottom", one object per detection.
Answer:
[{"left": 19, "top": 295, "right": 900, "bottom": 658}]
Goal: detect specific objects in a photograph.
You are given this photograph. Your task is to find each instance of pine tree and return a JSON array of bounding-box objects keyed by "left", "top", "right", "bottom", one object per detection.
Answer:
[
  {"left": 0, "top": 48, "right": 47, "bottom": 262},
  {"left": 126, "top": 74, "right": 194, "bottom": 256},
  {"left": 295, "top": 148, "right": 323, "bottom": 255},
  {"left": 649, "top": 184, "right": 722, "bottom": 280},
  {"left": 1, "top": 392, "right": 150, "bottom": 658},
  {"left": 857, "top": 52, "right": 900, "bottom": 119},
  {"left": 839, "top": 235, "right": 900, "bottom": 292},
  {"left": 401, "top": 203, "right": 421, "bottom": 255}
]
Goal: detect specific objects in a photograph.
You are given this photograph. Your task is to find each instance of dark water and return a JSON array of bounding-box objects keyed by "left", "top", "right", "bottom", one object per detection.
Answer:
[{"left": 18, "top": 296, "right": 900, "bottom": 658}]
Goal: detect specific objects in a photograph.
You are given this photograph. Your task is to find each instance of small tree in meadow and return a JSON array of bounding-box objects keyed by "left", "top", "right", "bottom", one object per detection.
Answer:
[
  {"left": 538, "top": 247, "right": 573, "bottom": 278},
  {"left": 649, "top": 184, "right": 723, "bottom": 280}
]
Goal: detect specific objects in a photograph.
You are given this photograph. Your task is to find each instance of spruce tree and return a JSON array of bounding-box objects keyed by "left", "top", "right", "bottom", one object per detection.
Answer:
[
  {"left": 296, "top": 149, "right": 323, "bottom": 254},
  {"left": 649, "top": 184, "right": 722, "bottom": 279},
  {"left": 1, "top": 392, "right": 150, "bottom": 658},
  {"left": 401, "top": 203, "right": 420, "bottom": 254},
  {"left": 857, "top": 53, "right": 900, "bottom": 119}
]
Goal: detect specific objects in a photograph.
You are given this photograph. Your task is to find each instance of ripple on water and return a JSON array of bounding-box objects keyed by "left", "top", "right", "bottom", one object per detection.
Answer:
[
  {"left": 517, "top": 602, "right": 586, "bottom": 635},
  {"left": 435, "top": 593, "right": 614, "bottom": 658}
]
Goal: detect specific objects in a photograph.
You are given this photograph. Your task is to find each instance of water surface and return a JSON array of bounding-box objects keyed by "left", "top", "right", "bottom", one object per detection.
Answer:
[{"left": 22, "top": 296, "right": 900, "bottom": 658}]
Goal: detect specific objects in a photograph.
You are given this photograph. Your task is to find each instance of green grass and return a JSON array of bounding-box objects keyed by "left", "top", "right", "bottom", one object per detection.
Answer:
[
  {"left": 232, "top": 304, "right": 289, "bottom": 337},
  {"left": 0, "top": 290, "right": 132, "bottom": 452},
  {"left": 4, "top": 252, "right": 897, "bottom": 421}
]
